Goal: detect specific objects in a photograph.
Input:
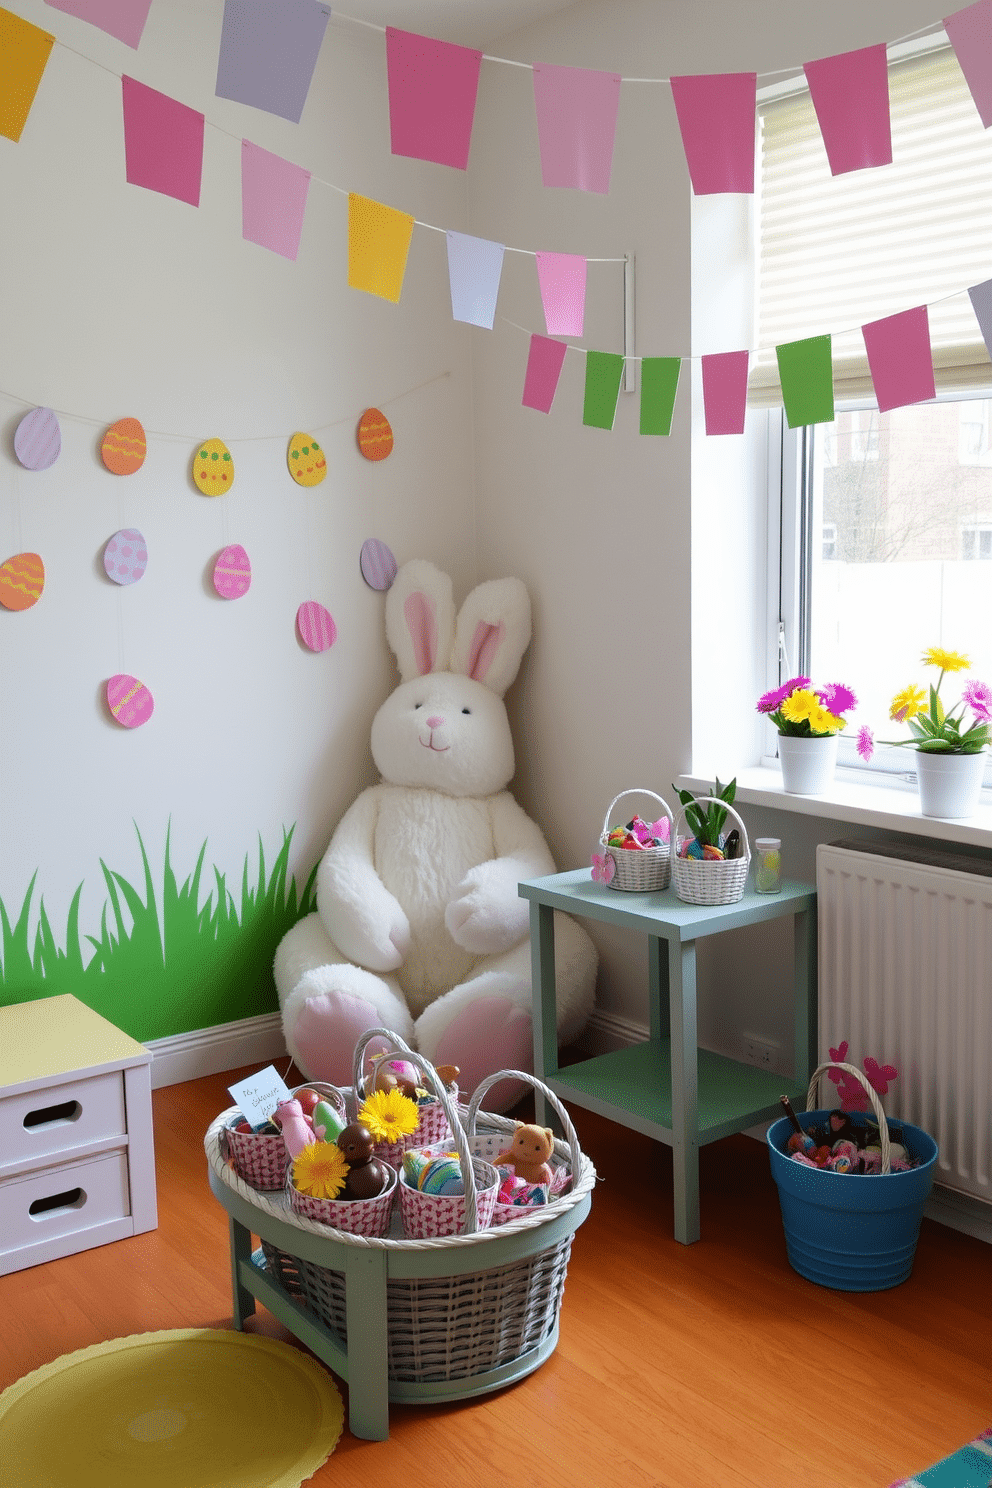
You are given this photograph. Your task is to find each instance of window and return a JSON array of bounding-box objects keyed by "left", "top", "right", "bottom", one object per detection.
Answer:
[{"left": 961, "top": 521, "right": 992, "bottom": 558}]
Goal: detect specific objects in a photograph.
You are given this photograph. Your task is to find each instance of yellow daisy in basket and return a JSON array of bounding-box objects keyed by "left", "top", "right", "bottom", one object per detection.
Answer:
[
  {"left": 358, "top": 1089, "right": 420, "bottom": 1145},
  {"left": 293, "top": 1140, "right": 349, "bottom": 1199}
]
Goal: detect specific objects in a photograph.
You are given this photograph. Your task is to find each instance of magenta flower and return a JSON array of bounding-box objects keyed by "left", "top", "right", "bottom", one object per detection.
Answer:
[
  {"left": 856, "top": 725, "right": 875, "bottom": 762},
  {"left": 827, "top": 1040, "right": 849, "bottom": 1083},
  {"left": 756, "top": 676, "right": 810, "bottom": 714},
  {"left": 863, "top": 1055, "right": 898, "bottom": 1097},
  {"left": 817, "top": 682, "right": 857, "bottom": 717},
  {"left": 962, "top": 678, "right": 992, "bottom": 724}
]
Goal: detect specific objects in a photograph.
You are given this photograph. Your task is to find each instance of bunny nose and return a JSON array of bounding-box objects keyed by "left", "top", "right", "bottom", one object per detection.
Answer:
[{"left": 426, "top": 715, "right": 445, "bottom": 728}]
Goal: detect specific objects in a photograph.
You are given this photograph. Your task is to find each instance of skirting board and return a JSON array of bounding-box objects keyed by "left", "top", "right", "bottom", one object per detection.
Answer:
[{"left": 145, "top": 1012, "right": 288, "bottom": 1090}]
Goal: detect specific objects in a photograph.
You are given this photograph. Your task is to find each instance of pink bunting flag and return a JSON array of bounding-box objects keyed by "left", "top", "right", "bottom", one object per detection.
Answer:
[
  {"left": 45, "top": 0, "right": 152, "bottom": 49},
  {"left": 701, "top": 350, "right": 749, "bottom": 435},
  {"left": 122, "top": 76, "right": 204, "bottom": 206},
  {"left": 945, "top": 0, "right": 992, "bottom": 127},
  {"left": 522, "top": 335, "right": 568, "bottom": 413},
  {"left": 669, "top": 72, "right": 757, "bottom": 194},
  {"left": 862, "top": 306, "right": 935, "bottom": 413},
  {"left": 535, "top": 252, "right": 587, "bottom": 337},
  {"left": 386, "top": 27, "right": 482, "bottom": 169},
  {"left": 803, "top": 44, "right": 892, "bottom": 175},
  {"left": 532, "top": 62, "right": 621, "bottom": 194},
  {"left": 241, "top": 142, "right": 311, "bottom": 260}
]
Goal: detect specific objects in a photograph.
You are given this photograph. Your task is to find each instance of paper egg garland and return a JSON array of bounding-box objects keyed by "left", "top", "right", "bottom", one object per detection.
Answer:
[
  {"left": 213, "top": 544, "right": 252, "bottom": 599},
  {"left": 15, "top": 407, "right": 61, "bottom": 470},
  {"left": 107, "top": 674, "right": 154, "bottom": 728},
  {"left": 287, "top": 432, "right": 327, "bottom": 487},
  {"left": 357, "top": 408, "right": 393, "bottom": 461},
  {"left": 103, "top": 528, "right": 148, "bottom": 586},
  {"left": 101, "top": 418, "right": 147, "bottom": 475},
  {"left": 360, "top": 538, "right": 397, "bottom": 591},
  {"left": 297, "top": 601, "right": 336, "bottom": 653},
  {"left": 192, "top": 438, "right": 235, "bottom": 495},
  {"left": 0, "top": 553, "right": 45, "bottom": 610}
]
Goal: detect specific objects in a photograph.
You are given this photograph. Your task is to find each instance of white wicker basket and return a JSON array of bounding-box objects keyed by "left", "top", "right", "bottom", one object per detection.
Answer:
[
  {"left": 599, "top": 788, "right": 674, "bottom": 892},
  {"left": 352, "top": 1031, "right": 454, "bottom": 1168},
  {"left": 672, "top": 797, "right": 750, "bottom": 906},
  {"left": 462, "top": 1070, "right": 582, "bottom": 1226}
]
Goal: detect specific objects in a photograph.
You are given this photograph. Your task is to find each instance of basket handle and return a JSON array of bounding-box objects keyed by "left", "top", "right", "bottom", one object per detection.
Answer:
[
  {"left": 806, "top": 1061, "right": 891, "bottom": 1175},
  {"left": 674, "top": 796, "right": 750, "bottom": 861},
  {"left": 601, "top": 789, "right": 674, "bottom": 842},
  {"left": 291, "top": 1080, "right": 347, "bottom": 1116},
  {"left": 463, "top": 1069, "right": 582, "bottom": 1181}
]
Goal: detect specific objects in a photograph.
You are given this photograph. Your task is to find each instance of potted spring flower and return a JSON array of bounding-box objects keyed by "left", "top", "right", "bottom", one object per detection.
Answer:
[
  {"left": 856, "top": 647, "right": 991, "bottom": 818},
  {"left": 757, "top": 676, "right": 857, "bottom": 794}
]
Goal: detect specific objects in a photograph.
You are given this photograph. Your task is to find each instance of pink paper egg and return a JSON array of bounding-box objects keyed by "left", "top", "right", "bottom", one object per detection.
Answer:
[
  {"left": 15, "top": 407, "right": 61, "bottom": 470},
  {"left": 103, "top": 528, "right": 148, "bottom": 586},
  {"left": 213, "top": 543, "right": 251, "bottom": 600},
  {"left": 107, "top": 674, "right": 154, "bottom": 729},
  {"left": 297, "top": 601, "right": 337, "bottom": 653},
  {"left": 360, "top": 538, "right": 398, "bottom": 591}
]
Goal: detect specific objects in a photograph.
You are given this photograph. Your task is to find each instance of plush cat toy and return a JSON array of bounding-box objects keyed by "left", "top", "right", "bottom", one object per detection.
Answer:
[{"left": 273, "top": 559, "right": 597, "bottom": 1110}]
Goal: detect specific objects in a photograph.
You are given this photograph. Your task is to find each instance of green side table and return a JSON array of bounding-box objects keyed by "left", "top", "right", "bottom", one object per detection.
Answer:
[{"left": 519, "top": 869, "right": 817, "bottom": 1244}]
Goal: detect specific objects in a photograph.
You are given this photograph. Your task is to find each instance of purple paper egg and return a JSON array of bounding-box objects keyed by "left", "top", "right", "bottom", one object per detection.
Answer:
[
  {"left": 297, "top": 601, "right": 337, "bottom": 653},
  {"left": 213, "top": 543, "right": 251, "bottom": 600},
  {"left": 103, "top": 528, "right": 148, "bottom": 586},
  {"left": 107, "top": 674, "right": 154, "bottom": 729},
  {"left": 15, "top": 407, "right": 61, "bottom": 470},
  {"left": 360, "top": 538, "right": 397, "bottom": 591}
]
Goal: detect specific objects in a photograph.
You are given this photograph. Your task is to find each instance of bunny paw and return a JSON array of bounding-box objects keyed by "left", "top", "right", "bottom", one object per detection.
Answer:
[
  {"left": 285, "top": 968, "right": 413, "bottom": 1084},
  {"left": 417, "top": 991, "right": 533, "bottom": 1112}
]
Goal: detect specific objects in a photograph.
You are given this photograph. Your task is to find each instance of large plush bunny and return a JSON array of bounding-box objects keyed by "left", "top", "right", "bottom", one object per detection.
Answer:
[{"left": 273, "top": 559, "right": 597, "bottom": 1109}]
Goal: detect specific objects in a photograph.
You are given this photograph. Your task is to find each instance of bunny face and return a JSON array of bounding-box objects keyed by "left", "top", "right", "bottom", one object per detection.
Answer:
[{"left": 371, "top": 671, "right": 515, "bottom": 797}]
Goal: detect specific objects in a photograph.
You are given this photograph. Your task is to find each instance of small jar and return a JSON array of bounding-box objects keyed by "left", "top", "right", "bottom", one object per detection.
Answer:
[{"left": 754, "top": 837, "right": 782, "bottom": 894}]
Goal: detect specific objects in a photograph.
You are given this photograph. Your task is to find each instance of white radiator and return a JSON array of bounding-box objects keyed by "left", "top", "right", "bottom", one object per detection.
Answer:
[{"left": 817, "top": 840, "right": 992, "bottom": 1210}]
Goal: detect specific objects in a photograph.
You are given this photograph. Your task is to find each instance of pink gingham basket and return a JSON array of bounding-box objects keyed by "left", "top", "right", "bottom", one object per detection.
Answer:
[
  {"left": 352, "top": 1029, "right": 454, "bottom": 1169},
  {"left": 462, "top": 1071, "right": 581, "bottom": 1227},
  {"left": 398, "top": 1145, "right": 500, "bottom": 1239},
  {"left": 224, "top": 1080, "right": 346, "bottom": 1191},
  {"left": 288, "top": 1160, "right": 398, "bottom": 1237}
]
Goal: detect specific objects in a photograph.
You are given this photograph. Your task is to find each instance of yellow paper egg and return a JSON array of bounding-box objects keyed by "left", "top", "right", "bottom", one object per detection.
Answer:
[
  {"left": 192, "top": 438, "right": 235, "bottom": 496},
  {"left": 287, "top": 432, "right": 327, "bottom": 487}
]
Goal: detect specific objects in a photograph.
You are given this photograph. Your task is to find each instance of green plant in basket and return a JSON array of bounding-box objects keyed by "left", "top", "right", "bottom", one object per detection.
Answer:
[{"left": 672, "top": 777, "right": 738, "bottom": 858}]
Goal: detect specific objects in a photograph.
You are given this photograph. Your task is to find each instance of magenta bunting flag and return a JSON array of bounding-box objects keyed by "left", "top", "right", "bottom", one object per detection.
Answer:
[
  {"left": 386, "top": 27, "right": 483, "bottom": 170},
  {"left": 945, "top": 0, "right": 992, "bottom": 127},
  {"left": 803, "top": 44, "right": 892, "bottom": 175},
  {"left": 522, "top": 335, "right": 568, "bottom": 413},
  {"left": 862, "top": 307, "right": 935, "bottom": 413},
  {"left": 535, "top": 252, "right": 587, "bottom": 337},
  {"left": 242, "top": 142, "right": 311, "bottom": 260},
  {"left": 532, "top": 62, "right": 621, "bottom": 194},
  {"left": 701, "top": 350, "right": 749, "bottom": 435},
  {"left": 45, "top": 0, "right": 152, "bottom": 49},
  {"left": 122, "top": 77, "right": 204, "bottom": 206},
  {"left": 669, "top": 72, "right": 757, "bottom": 194}
]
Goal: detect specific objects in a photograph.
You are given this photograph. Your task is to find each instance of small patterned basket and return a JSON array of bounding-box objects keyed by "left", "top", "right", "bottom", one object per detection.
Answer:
[
  {"left": 672, "top": 797, "right": 750, "bottom": 906},
  {"left": 462, "top": 1070, "right": 582, "bottom": 1227},
  {"left": 224, "top": 1080, "right": 346, "bottom": 1191},
  {"left": 288, "top": 1159, "right": 398, "bottom": 1237},
  {"left": 352, "top": 1030, "right": 454, "bottom": 1169},
  {"left": 398, "top": 1148, "right": 500, "bottom": 1239},
  {"left": 599, "top": 788, "right": 674, "bottom": 892}
]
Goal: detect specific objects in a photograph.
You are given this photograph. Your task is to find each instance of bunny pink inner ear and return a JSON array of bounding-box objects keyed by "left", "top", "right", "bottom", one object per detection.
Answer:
[
  {"left": 404, "top": 591, "right": 438, "bottom": 675},
  {"left": 467, "top": 619, "right": 504, "bottom": 682}
]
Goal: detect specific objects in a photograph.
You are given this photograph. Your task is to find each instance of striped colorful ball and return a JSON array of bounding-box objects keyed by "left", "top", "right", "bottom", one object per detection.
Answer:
[
  {"left": 0, "top": 552, "right": 44, "bottom": 610},
  {"left": 213, "top": 543, "right": 251, "bottom": 600},
  {"left": 14, "top": 408, "right": 61, "bottom": 470},
  {"left": 103, "top": 528, "right": 148, "bottom": 586},
  {"left": 101, "top": 418, "right": 146, "bottom": 475},
  {"left": 296, "top": 601, "right": 337, "bottom": 653},
  {"left": 360, "top": 538, "right": 397, "bottom": 591},
  {"left": 107, "top": 674, "right": 154, "bottom": 729}
]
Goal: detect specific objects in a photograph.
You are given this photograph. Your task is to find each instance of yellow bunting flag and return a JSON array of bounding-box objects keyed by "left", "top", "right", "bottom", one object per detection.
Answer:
[
  {"left": 0, "top": 8, "right": 55, "bottom": 143},
  {"left": 348, "top": 193, "right": 415, "bottom": 303}
]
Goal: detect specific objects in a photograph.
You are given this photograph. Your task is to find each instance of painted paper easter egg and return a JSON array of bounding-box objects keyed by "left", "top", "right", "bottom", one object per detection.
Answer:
[
  {"left": 297, "top": 601, "right": 337, "bottom": 653},
  {"left": 360, "top": 538, "right": 397, "bottom": 591},
  {"left": 287, "top": 432, "right": 327, "bottom": 487},
  {"left": 213, "top": 543, "right": 252, "bottom": 600},
  {"left": 101, "top": 418, "right": 147, "bottom": 475},
  {"left": 107, "top": 674, "right": 154, "bottom": 729},
  {"left": 0, "top": 552, "right": 44, "bottom": 610},
  {"left": 192, "top": 438, "right": 235, "bottom": 495},
  {"left": 357, "top": 408, "right": 393, "bottom": 461},
  {"left": 14, "top": 407, "right": 61, "bottom": 470},
  {"left": 103, "top": 528, "right": 148, "bottom": 586}
]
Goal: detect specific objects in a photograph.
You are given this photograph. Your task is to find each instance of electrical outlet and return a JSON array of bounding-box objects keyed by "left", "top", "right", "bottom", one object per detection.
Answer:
[{"left": 743, "top": 1035, "right": 779, "bottom": 1070}]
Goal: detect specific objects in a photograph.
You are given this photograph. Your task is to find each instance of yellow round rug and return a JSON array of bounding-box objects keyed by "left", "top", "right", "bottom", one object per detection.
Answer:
[{"left": 0, "top": 1328, "right": 344, "bottom": 1488}]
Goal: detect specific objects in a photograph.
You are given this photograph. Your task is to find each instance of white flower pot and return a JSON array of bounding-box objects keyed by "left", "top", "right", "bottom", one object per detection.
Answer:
[
  {"left": 777, "top": 733, "right": 839, "bottom": 795},
  {"left": 914, "top": 749, "right": 986, "bottom": 818}
]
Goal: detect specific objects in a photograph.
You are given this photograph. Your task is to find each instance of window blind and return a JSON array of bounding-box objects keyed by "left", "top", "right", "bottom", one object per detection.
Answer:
[{"left": 752, "top": 45, "right": 992, "bottom": 406}]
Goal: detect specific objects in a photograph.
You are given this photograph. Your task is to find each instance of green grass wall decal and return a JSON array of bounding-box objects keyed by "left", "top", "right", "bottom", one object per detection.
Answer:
[{"left": 0, "top": 825, "right": 318, "bottom": 1042}]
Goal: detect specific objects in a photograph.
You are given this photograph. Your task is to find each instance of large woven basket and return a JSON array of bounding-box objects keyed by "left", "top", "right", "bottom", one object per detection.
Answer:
[
  {"left": 672, "top": 797, "right": 750, "bottom": 906},
  {"left": 599, "top": 788, "right": 674, "bottom": 892},
  {"left": 462, "top": 1070, "right": 581, "bottom": 1226},
  {"left": 352, "top": 1030, "right": 453, "bottom": 1169},
  {"left": 224, "top": 1080, "right": 346, "bottom": 1191}
]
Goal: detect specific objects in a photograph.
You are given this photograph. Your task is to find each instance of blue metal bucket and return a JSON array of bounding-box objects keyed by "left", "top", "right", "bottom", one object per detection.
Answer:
[{"left": 766, "top": 1109, "right": 938, "bottom": 1292}]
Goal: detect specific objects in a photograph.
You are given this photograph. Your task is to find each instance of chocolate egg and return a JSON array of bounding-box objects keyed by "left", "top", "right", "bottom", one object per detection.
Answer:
[
  {"left": 357, "top": 408, "right": 393, "bottom": 461},
  {"left": 297, "top": 601, "right": 337, "bottom": 653},
  {"left": 360, "top": 538, "right": 397, "bottom": 591},
  {"left": 192, "top": 438, "right": 234, "bottom": 495},
  {"left": 213, "top": 544, "right": 251, "bottom": 600},
  {"left": 287, "top": 431, "right": 327, "bottom": 487},
  {"left": 103, "top": 528, "right": 148, "bottom": 586},
  {"left": 102, "top": 418, "right": 147, "bottom": 475},
  {"left": 14, "top": 408, "right": 61, "bottom": 470},
  {"left": 107, "top": 674, "right": 154, "bottom": 728},
  {"left": 0, "top": 552, "right": 44, "bottom": 610}
]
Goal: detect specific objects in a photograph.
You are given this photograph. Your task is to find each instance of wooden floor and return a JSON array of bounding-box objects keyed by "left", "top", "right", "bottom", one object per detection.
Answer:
[{"left": 2, "top": 1063, "right": 991, "bottom": 1488}]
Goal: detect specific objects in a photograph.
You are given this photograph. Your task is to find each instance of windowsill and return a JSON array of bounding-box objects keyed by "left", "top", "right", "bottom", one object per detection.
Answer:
[{"left": 677, "top": 762, "right": 992, "bottom": 849}]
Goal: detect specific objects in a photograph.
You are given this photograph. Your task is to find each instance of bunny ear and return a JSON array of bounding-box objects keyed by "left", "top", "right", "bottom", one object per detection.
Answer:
[
  {"left": 384, "top": 560, "right": 455, "bottom": 681},
  {"left": 451, "top": 576, "right": 531, "bottom": 696}
]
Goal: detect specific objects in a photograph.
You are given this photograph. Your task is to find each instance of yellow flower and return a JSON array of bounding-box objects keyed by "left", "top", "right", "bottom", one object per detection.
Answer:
[
  {"left": 922, "top": 646, "right": 970, "bottom": 673},
  {"left": 358, "top": 1088, "right": 420, "bottom": 1144},
  {"left": 889, "top": 684, "right": 927, "bottom": 722},
  {"left": 780, "top": 688, "right": 818, "bottom": 724},
  {"left": 292, "top": 1140, "right": 349, "bottom": 1199},
  {"left": 807, "top": 704, "right": 845, "bottom": 735}
]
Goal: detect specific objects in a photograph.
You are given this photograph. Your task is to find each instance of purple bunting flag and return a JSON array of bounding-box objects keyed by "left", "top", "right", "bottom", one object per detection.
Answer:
[
  {"left": 535, "top": 251, "right": 587, "bottom": 337},
  {"left": 44, "top": 0, "right": 152, "bottom": 49},
  {"left": 122, "top": 76, "right": 204, "bottom": 206},
  {"left": 669, "top": 72, "right": 757, "bottom": 194},
  {"left": 968, "top": 278, "right": 992, "bottom": 357},
  {"left": 532, "top": 62, "right": 621, "bottom": 194},
  {"left": 215, "top": 0, "right": 331, "bottom": 124},
  {"left": 945, "top": 0, "right": 992, "bottom": 127},
  {"left": 242, "top": 142, "right": 311, "bottom": 260},
  {"left": 862, "top": 306, "right": 935, "bottom": 413},
  {"left": 804, "top": 44, "right": 892, "bottom": 175},
  {"left": 446, "top": 232, "right": 505, "bottom": 328},
  {"left": 701, "top": 350, "right": 749, "bottom": 435},
  {"left": 386, "top": 27, "right": 483, "bottom": 170},
  {"left": 522, "top": 335, "right": 568, "bottom": 413}
]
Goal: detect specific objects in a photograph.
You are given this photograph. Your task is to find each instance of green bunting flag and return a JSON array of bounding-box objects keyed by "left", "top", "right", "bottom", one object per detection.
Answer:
[
  {"left": 639, "top": 356, "right": 681, "bottom": 435},
  {"left": 583, "top": 351, "right": 625, "bottom": 429},
  {"left": 776, "top": 335, "right": 834, "bottom": 428}
]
